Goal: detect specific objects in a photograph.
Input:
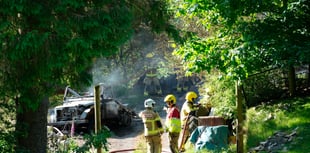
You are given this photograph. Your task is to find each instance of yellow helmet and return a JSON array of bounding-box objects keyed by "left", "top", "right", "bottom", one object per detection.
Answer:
[
  {"left": 185, "top": 91, "right": 198, "bottom": 102},
  {"left": 164, "top": 94, "right": 176, "bottom": 104}
]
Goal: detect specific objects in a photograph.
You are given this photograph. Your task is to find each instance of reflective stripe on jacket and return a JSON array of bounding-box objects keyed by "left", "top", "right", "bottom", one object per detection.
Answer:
[
  {"left": 165, "top": 107, "right": 181, "bottom": 133},
  {"left": 139, "top": 109, "right": 163, "bottom": 136},
  {"left": 180, "top": 101, "right": 197, "bottom": 126}
]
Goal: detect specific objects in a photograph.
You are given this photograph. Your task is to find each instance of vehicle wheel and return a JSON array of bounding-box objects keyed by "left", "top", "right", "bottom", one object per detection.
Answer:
[
  {"left": 87, "top": 119, "right": 95, "bottom": 133},
  {"left": 124, "top": 113, "right": 132, "bottom": 126},
  {"left": 120, "top": 112, "right": 132, "bottom": 126}
]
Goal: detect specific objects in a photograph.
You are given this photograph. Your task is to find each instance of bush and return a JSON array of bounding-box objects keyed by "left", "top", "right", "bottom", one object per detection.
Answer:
[
  {"left": 47, "top": 126, "right": 111, "bottom": 153},
  {"left": 198, "top": 72, "right": 236, "bottom": 120},
  {"left": 0, "top": 132, "right": 15, "bottom": 153}
]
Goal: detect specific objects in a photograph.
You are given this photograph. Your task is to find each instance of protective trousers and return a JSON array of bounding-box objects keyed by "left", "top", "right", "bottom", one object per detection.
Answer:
[
  {"left": 145, "top": 135, "right": 162, "bottom": 153},
  {"left": 168, "top": 132, "right": 180, "bottom": 153}
]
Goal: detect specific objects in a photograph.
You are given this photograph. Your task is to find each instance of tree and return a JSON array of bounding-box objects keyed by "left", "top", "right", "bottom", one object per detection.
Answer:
[
  {"left": 170, "top": 0, "right": 310, "bottom": 152},
  {"left": 173, "top": 0, "right": 310, "bottom": 80},
  {"left": 0, "top": 0, "right": 176, "bottom": 152}
]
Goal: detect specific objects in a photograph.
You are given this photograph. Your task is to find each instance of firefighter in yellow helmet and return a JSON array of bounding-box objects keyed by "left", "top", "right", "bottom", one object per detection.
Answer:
[
  {"left": 179, "top": 91, "right": 200, "bottom": 151},
  {"left": 139, "top": 98, "right": 164, "bottom": 153},
  {"left": 164, "top": 94, "right": 181, "bottom": 153}
]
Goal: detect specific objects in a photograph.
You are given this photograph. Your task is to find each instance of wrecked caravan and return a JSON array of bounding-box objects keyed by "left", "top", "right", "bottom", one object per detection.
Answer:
[{"left": 48, "top": 85, "right": 135, "bottom": 133}]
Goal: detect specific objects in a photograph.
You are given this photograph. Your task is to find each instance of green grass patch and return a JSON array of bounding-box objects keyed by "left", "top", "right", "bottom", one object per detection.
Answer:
[
  {"left": 178, "top": 143, "right": 236, "bottom": 153},
  {"left": 245, "top": 96, "right": 310, "bottom": 152}
]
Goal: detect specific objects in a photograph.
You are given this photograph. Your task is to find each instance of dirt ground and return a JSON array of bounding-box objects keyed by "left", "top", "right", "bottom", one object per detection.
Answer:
[{"left": 108, "top": 112, "right": 171, "bottom": 153}]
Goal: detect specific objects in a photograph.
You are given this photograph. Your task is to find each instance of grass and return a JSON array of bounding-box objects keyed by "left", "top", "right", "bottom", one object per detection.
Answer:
[
  {"left": 183, "top": 146, "right": 236, "bottom": 153},
  {"left": 281, "top": 101, "right": 310, "bottom": 153},
  {"left": 245, "top": 96, "right": 310, "bottom": 152}
]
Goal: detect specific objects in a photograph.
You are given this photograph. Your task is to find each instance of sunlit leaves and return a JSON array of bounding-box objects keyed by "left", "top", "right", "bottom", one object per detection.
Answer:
[{"left": 171, "top": 0, "right": 310, "bottom": 81}]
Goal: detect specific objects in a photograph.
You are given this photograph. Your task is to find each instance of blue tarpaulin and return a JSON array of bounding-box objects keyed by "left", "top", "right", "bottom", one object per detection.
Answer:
[{"left": 189, "top": 125, "right": 229, "bottom": 152}]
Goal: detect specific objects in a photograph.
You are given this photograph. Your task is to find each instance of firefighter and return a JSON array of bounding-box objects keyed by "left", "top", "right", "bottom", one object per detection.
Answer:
[
  {"left": 176, "top": 75, "right": 190, "bottom": 92},
  {"left": 179, "top": 91, "right": 200, "bottom": 151},
  {"left": 175, "top": 68, "right": 190, "bottom": 92},
  {"left": 164, "top": 94, "right": 181, "bottom": 153},
  {"left": 139, "top": 98, "right": 164, "bottom": 153},
  {"left": 143, "top": 67, "right": 162, "bottom": 96}
]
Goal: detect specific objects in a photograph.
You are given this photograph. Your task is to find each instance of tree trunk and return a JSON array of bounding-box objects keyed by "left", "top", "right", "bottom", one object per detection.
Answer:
[
  {"left": 15, "top": 97, "right": 49, "bottom": 153},
  {"left": 307, "top": 64, "right": 310, "bottom": 87},
  {"left": 288, "top": 66, "right": 296, "bottom": 96}
]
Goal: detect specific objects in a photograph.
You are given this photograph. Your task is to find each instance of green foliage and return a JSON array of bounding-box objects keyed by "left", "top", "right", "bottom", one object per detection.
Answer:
[
  {"left": 75, "top": 128, "right": 111, "bottom": 153},
  {"left": 47, "top": 137, "right": 79, "bottom": 153},
  {"left": 61, "top": 138, "right": 79, "bottom": 153},
  {"left": 0, "top": 0, "right": 135, "bottom": 111},
  {"left": 47, "top": 127, "right": 111, "bottom": 153},
  {"left": 199, "top": 72, "right": 236, "bottom": 119},
  {"left": 0, "top": 98, "right": 15, "bottom": 152},
  {"left": 0, "top": 132, "right": 15, "bottom": 153},
  {"left": 49, "top": 94, "right": 64, "bottom": 108},
  {"left": 242, "top": 0, "right": 310, "bottom": 67},
  {"left": 171, "top": 0, "right": 310, "bottom": 80}
]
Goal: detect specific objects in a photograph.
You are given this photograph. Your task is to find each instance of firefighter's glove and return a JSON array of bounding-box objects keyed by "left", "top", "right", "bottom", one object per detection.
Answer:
[
  {"left": 189, "top": 111, "right": 196, "bottom": 116},
  {"left": 194, "top": 103, "right": 201, "bottom": 107},
  {"left": 193, "top": 104, "right": 201, "bottom": 110}
]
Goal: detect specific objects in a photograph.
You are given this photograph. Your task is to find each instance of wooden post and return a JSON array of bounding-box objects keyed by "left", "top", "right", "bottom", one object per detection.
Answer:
[
  {"left": 94, "top": 85, "right": 102, "bottom": 153},
  {"left": 236, "top": 81, "right": 244, "bottom": 153},
  {"left": 288, "top": 66, "right": 296, "bottom": 96}
]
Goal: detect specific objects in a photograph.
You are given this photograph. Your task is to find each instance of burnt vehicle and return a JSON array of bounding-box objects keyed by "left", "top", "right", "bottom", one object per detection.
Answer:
[{"left": 48, "top": 85, "right": 135, "bottom": 133}]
